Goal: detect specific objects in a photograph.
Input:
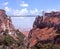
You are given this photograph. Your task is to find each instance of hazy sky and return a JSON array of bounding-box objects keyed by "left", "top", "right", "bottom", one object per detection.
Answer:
[{"left": 0, "top": 0, "right": 60, "bottom": 30}]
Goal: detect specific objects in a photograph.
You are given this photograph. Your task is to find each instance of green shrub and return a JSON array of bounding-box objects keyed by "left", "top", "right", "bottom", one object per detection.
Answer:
[
  {"left": 4, "top": 35, "right": 15, "bottom": 46},
  {"left": 31, "top": 46, "right": 37, "bottom": 49},
  {"left": 52, "top": 45, "right": 60, "bottom": 49},
  {"left": 31, "top": 41, "right": 60, "bottom": 49}
]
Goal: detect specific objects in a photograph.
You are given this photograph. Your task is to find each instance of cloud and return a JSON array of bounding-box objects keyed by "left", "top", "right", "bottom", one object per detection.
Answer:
[
  {"left": 4, "top": 2, "right": 8, "bottom": 5},
  {"left": 13, "top": 8, "right": 28, "bottom": 16},
  {"left": 4, "top": 6, "right": 43, "bottom": 15},
  {"left": 30, "top": 8, "right": 38, "bottom": 14},
  {"left": 4, "top": 6, "right": 12, "bottom": 12},
  {"left": 4, "top": 7, "right": 42, "bottom": 15},
  {"left": 30, "top": 8, "right": 40, "bottom": 15},
  {"left": 4, "top": 6, "right": 29, "bottom": 16},
  {"left": 20, "top": 1, "right": 29, "bottom": 7},
  {"left": 44, "top": 9, "right": 59, "bottom": 13}
]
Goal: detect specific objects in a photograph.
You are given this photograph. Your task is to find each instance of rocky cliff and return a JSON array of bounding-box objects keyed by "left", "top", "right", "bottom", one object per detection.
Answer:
[
  {"left": 0, "top": 9, "right": 26, "bottom": 49},
  {"left": 0, "top": 9, "right": 15, "bottom": 35},
  {"left": 28, "top": 11, "right": 60, "bottom": 48}
]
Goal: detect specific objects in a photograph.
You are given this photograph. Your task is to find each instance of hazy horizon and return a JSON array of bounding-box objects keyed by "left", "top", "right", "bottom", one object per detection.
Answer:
[{"left": 11, "top": 15, "right": 36, "bottom": 31}]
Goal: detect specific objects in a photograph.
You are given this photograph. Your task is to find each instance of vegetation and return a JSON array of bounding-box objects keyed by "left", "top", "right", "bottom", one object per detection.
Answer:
[
  {"left": 31, "top": 43, "right": 60, "bottom": 49},
  {"left": 0, "top": 24, "right": 60, "bottom": 49},
  {"left": 4, "top": 34, "right": 15, "bottom": 46},
  {"left": 0, "top": 29, "right": 26, "bottom": 49},
  {"left": 31, "top": 42, "right": 60, "bottom": 49}
]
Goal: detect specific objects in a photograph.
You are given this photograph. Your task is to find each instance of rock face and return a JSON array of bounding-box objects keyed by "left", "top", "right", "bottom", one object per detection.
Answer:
[
  {"left": 0, "top": 9, "right": 26, "bottom": 49},
  {"left": 0, "top": 9, "right": 15, "bottom": 35},
  {"left": 28, "top": 11, "right": 60, "bottom": 47}
]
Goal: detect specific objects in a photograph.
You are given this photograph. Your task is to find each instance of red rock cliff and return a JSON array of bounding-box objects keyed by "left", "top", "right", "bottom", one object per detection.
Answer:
[
  {"left": 28, "top": 12, "right": 60, "bottom": 47},
  {"left": 0, "top": 9, "right": 15, "bottom": 35}
]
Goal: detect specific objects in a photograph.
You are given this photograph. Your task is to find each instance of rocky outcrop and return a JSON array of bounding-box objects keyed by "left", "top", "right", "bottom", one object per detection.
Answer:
[
  {"left": 0, "top": 9, "right": 16, "bottom": 35},
  {"left": 0, "top": 9, "right": 26, "bottom": 49},
  {"left": 28, "top": 11, "right": 60, "bottom": 48}
]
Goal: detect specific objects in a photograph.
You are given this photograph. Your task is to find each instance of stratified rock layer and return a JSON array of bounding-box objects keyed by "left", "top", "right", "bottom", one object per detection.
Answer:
[
  {"left": 0, "top": 9, "right": 15, "bottom": 34},
  {"left": 28, "top": 11, "right": 60, "bottom": 47}
]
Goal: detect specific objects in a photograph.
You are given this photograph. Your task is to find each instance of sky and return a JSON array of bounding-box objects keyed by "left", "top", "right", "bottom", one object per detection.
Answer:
[{"left": 0, "top": 0, "right": 60, "bottom": 31}]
